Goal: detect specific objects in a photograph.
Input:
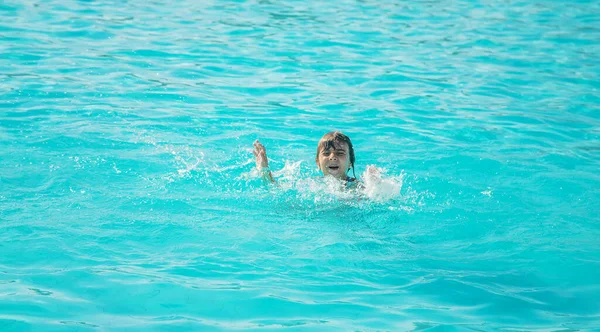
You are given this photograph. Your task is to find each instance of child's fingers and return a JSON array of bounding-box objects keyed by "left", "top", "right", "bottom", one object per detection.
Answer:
[
  {"left": 253, "top": 140, "right": 262, "bottom": 155},
  {"left": 253, "top": 140, "right": 267, "bottom": 159}
]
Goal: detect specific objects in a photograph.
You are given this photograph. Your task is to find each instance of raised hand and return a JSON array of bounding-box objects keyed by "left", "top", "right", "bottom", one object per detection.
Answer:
[
  {"left": 253, "top": 140, "right": 275, "bottom": 183},
  {"left": 253, "top": 140, "right": 269, "bottom": 170}
]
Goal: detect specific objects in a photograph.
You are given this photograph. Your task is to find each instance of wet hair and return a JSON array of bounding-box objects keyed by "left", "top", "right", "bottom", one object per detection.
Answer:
[{"left": 315, "top": 131, "right": 356, "bottom": 178}]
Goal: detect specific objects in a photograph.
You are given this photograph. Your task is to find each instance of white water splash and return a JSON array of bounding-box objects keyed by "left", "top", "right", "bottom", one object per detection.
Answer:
[
  {"left": 252, "top": 162, "right": 405, "bottom": 205},
  {"left": 361, "top": 165, "right": 403, "bottom": 203}
]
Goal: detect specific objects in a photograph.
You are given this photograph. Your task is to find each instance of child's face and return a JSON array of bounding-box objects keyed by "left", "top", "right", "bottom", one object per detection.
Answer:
[{"left": 317, "top": 141, "right": 351, "bottom": 179}]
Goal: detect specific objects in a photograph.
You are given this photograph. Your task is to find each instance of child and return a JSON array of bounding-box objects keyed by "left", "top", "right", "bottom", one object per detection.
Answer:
[{"left": 253, "top": 131, "right": 360, "bottom": 187}]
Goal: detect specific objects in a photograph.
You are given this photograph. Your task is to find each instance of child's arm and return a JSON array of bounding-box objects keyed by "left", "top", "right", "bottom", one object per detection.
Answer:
[{"left": 253, "top": 140, "right": 275, "bottom": 184}]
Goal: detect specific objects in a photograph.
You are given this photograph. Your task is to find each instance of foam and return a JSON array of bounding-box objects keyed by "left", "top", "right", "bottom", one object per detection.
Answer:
[{"left": 245, "top": 161, "right": 405, "bottom": 207}]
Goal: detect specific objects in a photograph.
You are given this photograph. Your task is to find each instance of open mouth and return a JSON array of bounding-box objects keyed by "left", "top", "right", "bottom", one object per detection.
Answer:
[{"left": 328, "top": 166, "right": 340, "bottom": 171}]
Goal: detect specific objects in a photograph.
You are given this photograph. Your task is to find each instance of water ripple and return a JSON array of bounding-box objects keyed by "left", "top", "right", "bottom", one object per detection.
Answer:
[{"left": 1, "top": 0, "right": 599, "bottom": 330}]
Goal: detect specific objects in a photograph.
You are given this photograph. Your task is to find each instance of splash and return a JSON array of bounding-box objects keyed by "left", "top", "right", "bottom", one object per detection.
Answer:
[
  {"left": 360, "top": 165, "right": 403, "bottom": 203},
  {"left": 248, "top": 161, "right": 406, "bottom": 209},
  {"left": 176, "top": 146, "right": 418, "bottom": 213}
]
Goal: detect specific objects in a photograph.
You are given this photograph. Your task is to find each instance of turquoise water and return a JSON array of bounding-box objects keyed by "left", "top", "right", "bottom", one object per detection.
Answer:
[{"left": 1, "top": 0, "right": 600, "bottom": 330}]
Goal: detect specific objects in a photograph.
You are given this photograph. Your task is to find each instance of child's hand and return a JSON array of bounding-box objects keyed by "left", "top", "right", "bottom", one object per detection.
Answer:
[
  {"left": 365, "top": 165, "right": 382, "bottom": 185},
  {"left": 367, "top": 165, "right": 380, "bottom": 175},
  {"left": 253, "top": 140, "right": 269, "bottom": 170}
]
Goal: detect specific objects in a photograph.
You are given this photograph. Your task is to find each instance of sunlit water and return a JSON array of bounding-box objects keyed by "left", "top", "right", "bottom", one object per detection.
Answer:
[{"left": 1, "top": 0, "right": 599, "bottom": 330}]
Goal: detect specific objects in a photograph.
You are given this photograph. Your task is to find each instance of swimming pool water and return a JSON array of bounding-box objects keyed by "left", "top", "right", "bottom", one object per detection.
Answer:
[{"left": 1, "top": 0, "right": 599, "bottom": 330}]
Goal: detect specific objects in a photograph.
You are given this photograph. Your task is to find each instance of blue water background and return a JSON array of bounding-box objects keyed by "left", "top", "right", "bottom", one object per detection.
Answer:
[{"left": 1, "top": 0, "right": 599, "bottom": 330}]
